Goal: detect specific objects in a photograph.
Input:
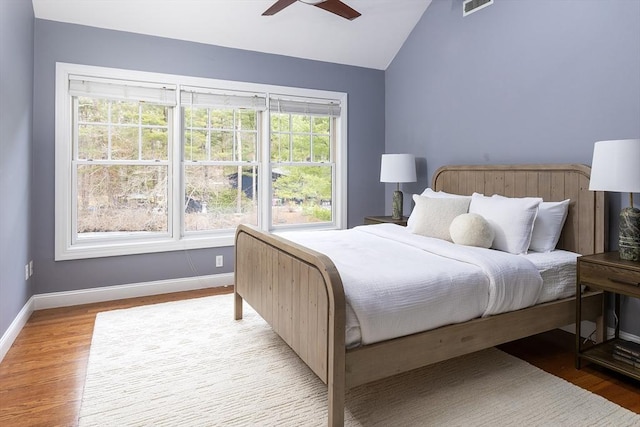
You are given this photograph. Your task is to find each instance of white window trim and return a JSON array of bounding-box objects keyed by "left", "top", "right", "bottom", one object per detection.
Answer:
[{"left": 55, "top": 62, "right": 348, "bottom": 261}]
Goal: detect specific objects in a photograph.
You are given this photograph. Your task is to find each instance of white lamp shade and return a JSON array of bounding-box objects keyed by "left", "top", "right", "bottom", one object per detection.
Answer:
[
  {"left": 380, "top": 154, "right": 417, "bottom": 183},
  {"left": 589, "top": 139, "right": 640, "bottom": 193}
]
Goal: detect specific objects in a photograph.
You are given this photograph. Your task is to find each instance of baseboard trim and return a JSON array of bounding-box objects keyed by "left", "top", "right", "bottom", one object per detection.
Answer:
[
  {"left": 32, "top": 273, "right": 234, "bottom": 310},
  {"left": 0, "top": 296, "right": 35, "bottom": 362},
  {"left": 0, "top": 273, "right": 234, "bottom": 363},
  {"left": 561, "top": 321, "right": 640, "bottom": 344}
]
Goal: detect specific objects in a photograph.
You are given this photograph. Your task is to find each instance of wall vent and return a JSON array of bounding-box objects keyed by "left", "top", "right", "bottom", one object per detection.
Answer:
[{"left": 463, "top": 0, "right": 493, "bottom": 16}]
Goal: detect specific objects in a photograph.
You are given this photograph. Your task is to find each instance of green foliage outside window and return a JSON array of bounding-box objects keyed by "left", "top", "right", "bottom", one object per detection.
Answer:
[{"left": 75, "top": 95, "right": 336, "bottom": 234}]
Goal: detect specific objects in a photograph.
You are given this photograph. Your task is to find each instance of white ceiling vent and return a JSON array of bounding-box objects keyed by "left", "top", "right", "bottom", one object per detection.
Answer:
[{"left": 463, "top": 0, "right": 493, "bottom": 16}]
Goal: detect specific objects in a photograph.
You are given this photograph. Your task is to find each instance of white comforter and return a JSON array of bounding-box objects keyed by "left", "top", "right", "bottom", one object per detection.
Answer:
[{"left": 281, "top": 224, "right": 543, "bottom": 346}]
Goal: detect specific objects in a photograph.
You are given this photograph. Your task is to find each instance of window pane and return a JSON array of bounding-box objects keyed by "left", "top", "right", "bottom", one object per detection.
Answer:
[
  {"left": 76, "top": 164, "right": 168, "bottom": 235},
  {"left": 292, "top": 134, "right": 311, "bottom": 162},
  {"left": 211, "top": 110, "right": 234, "bottom": 129},
  {"left": 184, "top": 165, "right": 258, "bottom": 231},
  {"left": 271, "top": 133, "right": 289, "bottom": 162},
  {"left": 111, "top": 101, "right": 139, "bottom": 125},
  {"left": 111, "top": 126, "right": 139, "bottom": 160},
  {"left": 141, "top": 104, "right": 168, "bottom": 126},
  {"left": 184, "top": 128, "right": 207, "bottom": 161},
  {"left": 184, "top": 106, "right": 208, "bottom": 128},
  {"left": 78, "top": 97, "right": 108, "bottom": 123},
  {"left": 291, "top": 115, "right": 311, "bottom": 133},
  {"left": 211, "top": 131, "right": 233, "bottom": 161},
  {"left": 272, "top": 165, "right": 332, "bottom": 225},
  {"left": 238, "top": 132, "right": 257, "bottom": 162},
  {"left": 141, "top": 128, "right": 168, "bottom": 160},
  {"left": 313, "top": 135, "right": 330, "bottom": 162},
  {"left": 238, "top": 110, "right": 257, "bottom": 131},
  {"left": 78, "top": 124, "right": 108, "bottom": 160},
  {"left": 270, "top": 113, "right": 290, "bottom": 132},
  {"left": 312, "top": 116, "right": 330, "bottom": 133}
]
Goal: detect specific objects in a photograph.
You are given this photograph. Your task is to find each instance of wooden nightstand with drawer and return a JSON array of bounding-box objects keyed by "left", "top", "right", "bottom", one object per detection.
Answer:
[{"left": 576, "top": 251, "right": 640, "bottom": 381}]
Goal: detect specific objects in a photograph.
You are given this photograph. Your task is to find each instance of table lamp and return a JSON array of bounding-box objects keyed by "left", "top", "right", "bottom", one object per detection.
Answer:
[
  {"left": 589, "top": 139, "right": 640, "bottom": 261},
  {"left": 380, "top": 154, "right": 417, "bottom": 220}
]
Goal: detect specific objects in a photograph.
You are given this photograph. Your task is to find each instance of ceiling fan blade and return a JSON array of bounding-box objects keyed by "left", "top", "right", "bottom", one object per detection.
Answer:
[
  {"left": 314, "top": 0, "right": 361, "bottom": 20},
  {"left": 262, "top": 0, "right": 297, "bottom": 16}
]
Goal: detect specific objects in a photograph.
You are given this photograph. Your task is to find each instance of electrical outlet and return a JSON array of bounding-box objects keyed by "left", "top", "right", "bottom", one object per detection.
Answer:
[
  {"left": 215, "top": 255, "right": 223, "bottom": 268},
  {"left": 25, "top": 264, "right": 30, "bottom": 280},
  {"left": 29, "top": 260, "right": 33, "bottom": 277}
]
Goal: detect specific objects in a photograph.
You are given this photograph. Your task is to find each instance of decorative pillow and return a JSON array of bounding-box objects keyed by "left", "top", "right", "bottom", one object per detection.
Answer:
[
  {"left": 449, "top": 213, "right": 494, "bottom": 248},
  {"left": 528, "top": 199, "right": 570, "bottom": 252},
  {"left": 409, "top": 195, "right": 471, "bottom": 241},
  {"left": 468, "top": 194, "right": 542, "bottom": 254},
  {"left": 409, "top": 189, "right": 472, "bottom": 231}
]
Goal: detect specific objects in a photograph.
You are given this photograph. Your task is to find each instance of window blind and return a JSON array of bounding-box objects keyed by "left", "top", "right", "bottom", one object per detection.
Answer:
[
  {"left": 180, "top": 87, "right": 267, "bottom": 110},
  {"left": 68, "top": 75, "right": 176, "bottom": 106},
  {"left": 269, "top": 97, "right": 341, "bottom": 116}
]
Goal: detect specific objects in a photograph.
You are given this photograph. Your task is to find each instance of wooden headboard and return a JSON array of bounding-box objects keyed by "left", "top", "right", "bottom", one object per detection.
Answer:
[{"left": 432, "top": 164, "right": 605, "bottom": 256}]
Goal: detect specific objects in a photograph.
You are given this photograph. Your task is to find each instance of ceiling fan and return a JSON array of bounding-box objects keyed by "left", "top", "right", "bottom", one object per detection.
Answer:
[{"left": 262, "top": 0, "right": 361, "bottom": 21}]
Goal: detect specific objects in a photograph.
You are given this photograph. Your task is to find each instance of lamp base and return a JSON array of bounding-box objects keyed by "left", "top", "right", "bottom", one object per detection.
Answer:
[
  {"left": 392, "top": 190, "right": 403, "bottom": 220},
  {"left": 618, "top": 206, "right": 640, "bottom": 261}
]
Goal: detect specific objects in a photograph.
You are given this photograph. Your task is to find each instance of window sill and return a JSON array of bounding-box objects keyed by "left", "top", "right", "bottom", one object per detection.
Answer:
[{"left": 55, "top": 233, "right": 236, "bottom": 261}]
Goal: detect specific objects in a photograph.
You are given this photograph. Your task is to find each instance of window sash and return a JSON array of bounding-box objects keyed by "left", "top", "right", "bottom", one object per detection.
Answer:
[{"left": 69, "top": 92, "right": 175, "bottom": 245}]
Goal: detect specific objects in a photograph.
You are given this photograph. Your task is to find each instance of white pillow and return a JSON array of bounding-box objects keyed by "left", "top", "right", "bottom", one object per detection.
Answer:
[
  {"left": 409, "top": 189, "right": 472, "bottom": 231},
  {"left": 420, "top": 188, "right": 472, "bottom": 199},
  {"left": 528, "top": 199, "right": 570, "bottom": 252},
  {"left": 409, "top": 195, "right": 471, "bottom": 241},
  {"left": 468, "top": 194, "right": 542, "bottom": 254},
  {"left": 449, "top": 213, "right": 495, "bottom": 248}
]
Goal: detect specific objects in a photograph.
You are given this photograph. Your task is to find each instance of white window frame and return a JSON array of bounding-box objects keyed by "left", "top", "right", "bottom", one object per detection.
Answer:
[
  {"left": 267, "top": 95, "right": 340, "bottom": 231},
  {"left": 55, "top": 63, "right": 347, "bottom": 260}
]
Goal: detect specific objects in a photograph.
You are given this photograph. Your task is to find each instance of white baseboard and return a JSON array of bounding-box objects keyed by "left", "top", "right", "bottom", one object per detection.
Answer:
[
  {"left": 0, "top": 273, "right": 234, "bottom": 363},
  {"left": 561, "top": 321, "right": 640, "bottom": 344},
  {"left": 32, "top": 273, "right": 234, "bottom": 310},
  {"left": 0, "top": 296, "right": 35, "bottom": 362}
]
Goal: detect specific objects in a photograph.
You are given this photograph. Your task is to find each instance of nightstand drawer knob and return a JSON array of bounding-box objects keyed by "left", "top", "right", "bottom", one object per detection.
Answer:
[{"left": 609, "top": 277, "right": 640, "bottom": 287}]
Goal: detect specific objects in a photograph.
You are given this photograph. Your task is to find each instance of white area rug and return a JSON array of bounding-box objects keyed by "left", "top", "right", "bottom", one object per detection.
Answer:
[{"left": 79, "top": 294, "right": 640, "bottom": 426}]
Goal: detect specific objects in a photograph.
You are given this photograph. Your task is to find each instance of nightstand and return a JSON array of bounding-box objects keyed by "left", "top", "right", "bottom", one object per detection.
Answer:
[
  {"left": 363, "top": 215, "right": 408, "bottom": 227},
  {"left": 576, "top": 251, "right": 640, "bottom": 381}
]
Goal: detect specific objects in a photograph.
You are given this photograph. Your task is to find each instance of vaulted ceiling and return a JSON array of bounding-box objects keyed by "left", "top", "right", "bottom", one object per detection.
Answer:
[{"left": 31, "top": 0, "right": 432, "bottom": 70}]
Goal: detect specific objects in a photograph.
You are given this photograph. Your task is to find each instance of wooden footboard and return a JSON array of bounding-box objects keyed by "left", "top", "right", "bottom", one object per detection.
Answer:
[{"left": 234, "top": 224, "right": 347, "bottom": 426}]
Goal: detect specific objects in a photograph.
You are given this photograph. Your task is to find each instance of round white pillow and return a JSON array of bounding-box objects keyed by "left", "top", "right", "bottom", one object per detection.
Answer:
[{"left": 449, "top": 213, "right": 494, "bottom": 248}]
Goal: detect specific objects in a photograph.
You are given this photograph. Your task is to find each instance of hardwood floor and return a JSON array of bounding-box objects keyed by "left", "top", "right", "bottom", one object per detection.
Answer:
[{"left": 1, "top": 286, "right": 638, "bottom": 426}]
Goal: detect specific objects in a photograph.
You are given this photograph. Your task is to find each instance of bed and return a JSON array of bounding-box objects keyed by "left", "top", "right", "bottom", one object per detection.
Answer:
[{"left": 234, "top": 164, "right": 606, "bottom": 426}]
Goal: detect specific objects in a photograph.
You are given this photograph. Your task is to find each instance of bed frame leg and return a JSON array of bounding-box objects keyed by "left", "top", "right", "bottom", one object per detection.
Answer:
[
  {"left": 234, "top": 292, "right": 243, "bottom": 320},
  {"left": 328, "top": 385, "right": 345, "bottom": 427}
]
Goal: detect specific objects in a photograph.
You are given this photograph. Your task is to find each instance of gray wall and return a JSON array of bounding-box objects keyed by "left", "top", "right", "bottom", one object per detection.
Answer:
[
  {"left": 385, "top": 0, "right": 640, "bottom": 335},
  {"left": 3, "top": 0, "right": 638, "bottom": 341},
  {"left": 30, "top": 21, "right": 385, "bottom": 297},
  {"left": 1, "top": 1, "right": 34, "bottom": 341}
]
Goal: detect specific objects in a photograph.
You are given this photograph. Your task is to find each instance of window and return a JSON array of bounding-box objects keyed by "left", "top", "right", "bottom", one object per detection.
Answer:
[
  {"left": 70, "top": 79, "right": 175, "bottom": 242},
  {"left": 269, "top": 97, "right": 339, "bottom": 228},
  {"left": 55, "top": 63, "right": 347, "bottom": 260},
  {"left": 182, "top": 88, "right": 265, "bottom": 234}
]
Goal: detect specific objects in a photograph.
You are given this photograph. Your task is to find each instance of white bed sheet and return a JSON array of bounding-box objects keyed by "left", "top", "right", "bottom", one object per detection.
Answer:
[
  {"left": 283, "top": 226, "right": 490, "bottom": 347},
  {"left": 282, "top": 223, "right": 561, "bottom": 348},
  {"left": 521, "top": 250, "right": 579, "bottom": 304}
]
